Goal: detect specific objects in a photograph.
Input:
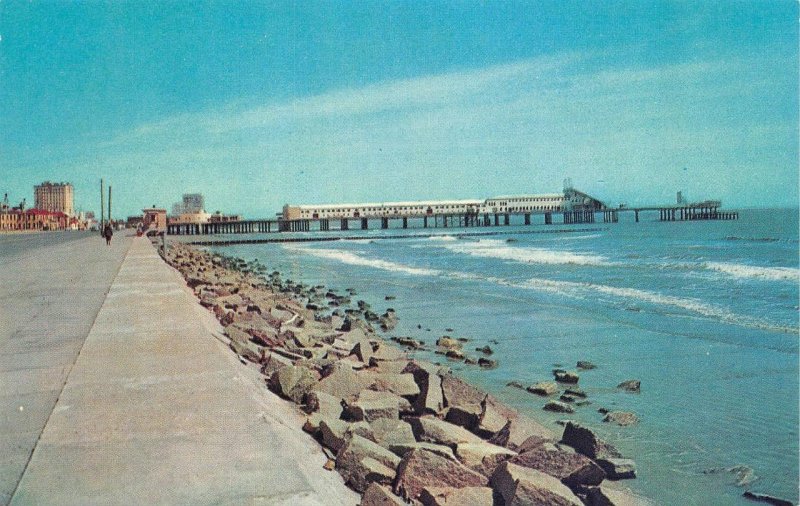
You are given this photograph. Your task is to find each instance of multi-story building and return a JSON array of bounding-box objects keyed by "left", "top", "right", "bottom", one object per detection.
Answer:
[
  {"left": 182, "top": 193, "right": 204, "bottom": 213},
  {"left": 34, "top": 182, "right": 74, "bottom": 217},
  {"left": 170, "top": 193, "right": 205, "bottom": 216}
]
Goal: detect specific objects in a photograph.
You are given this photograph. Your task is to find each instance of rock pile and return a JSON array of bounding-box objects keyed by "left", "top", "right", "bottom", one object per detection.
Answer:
[{"left": 165, "top": 244, "right": 647, "bottom": 505}]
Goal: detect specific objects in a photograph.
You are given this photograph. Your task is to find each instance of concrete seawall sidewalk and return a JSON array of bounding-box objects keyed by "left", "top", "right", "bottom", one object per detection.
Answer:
[{"left": 4, "top": 235, "right": 357, "bottom": 505}]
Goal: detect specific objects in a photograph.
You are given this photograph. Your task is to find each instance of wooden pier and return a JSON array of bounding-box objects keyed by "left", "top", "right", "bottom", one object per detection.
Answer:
[
  {"left": 167, "top": 206, "right": 737, "bottom": 236},
  {"left": 166, "top": 193, "right": 737, "bottom": 236}
]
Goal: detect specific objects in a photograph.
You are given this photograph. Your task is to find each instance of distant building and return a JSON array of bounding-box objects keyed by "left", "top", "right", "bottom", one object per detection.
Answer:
[
  {"left": 208, "top": 211, "right": 241, "bottom": 223},
  {"left": 182, "top": 193, "right": 204, "bottom": 213},
  {"left": 168, "top": 211, "right": 211, "bottom": 225},
  {"left": 34, "top": 182, "right": 74, "bottom": 217},
  {"left": 142, "top": 207, "right": 167, "bottom": 232},
  {"left": 171, "top": 193, "right": 205, "bottom": 216},
  {"left": 126, "top": 215, "right": 144, "bottom": 228},
  {"left": 0, "top": 209, "right": 68, "bottom": 231}
]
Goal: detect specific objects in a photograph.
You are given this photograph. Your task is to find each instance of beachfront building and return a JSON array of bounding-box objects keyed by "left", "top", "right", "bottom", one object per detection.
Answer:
[
  {"left": 142, "top": 207, "right": 168, "bottom": 232},
  {"left": 282, "top": 188, "right": 605, "bottom": 220},
  {"left": 34, "top": 181, "right": 74, "bottom": 217},
  {"left": 0, "top": 208, "right": 68, "bottom": 231}
]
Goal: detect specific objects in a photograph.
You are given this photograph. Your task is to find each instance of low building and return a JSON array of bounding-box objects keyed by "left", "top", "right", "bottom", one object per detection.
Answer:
[
  {"left": 282, "top": 189, "right": 605, "bottom": 220},
  {"left": 168, "top": 211, "right": 211, "bottom": 225},
  {"left": 208, "top": 212, "right": 241, "bottom": 223},
  {"left": 142, "top": 207, "right": 167, "bottom": 232},
  {"left": 0, "top": 209, "right": 68, "bottom": 231}
]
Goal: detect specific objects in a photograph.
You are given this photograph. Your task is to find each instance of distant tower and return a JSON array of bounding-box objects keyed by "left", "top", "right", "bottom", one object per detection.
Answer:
[
  {"left": 182, "top": 193, "right": 205, "bottom": 213},
  {"left": 563, "top": 177, "right": 574, "bottom": 192},
  {"left": 34, "top": 181, "right": 74, "bottom": 216},
  {"left": 677, "top": 191, "right": 687, "bottom": 204}
]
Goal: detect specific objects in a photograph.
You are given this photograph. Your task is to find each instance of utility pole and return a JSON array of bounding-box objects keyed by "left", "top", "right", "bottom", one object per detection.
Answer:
[
  {"left": 100, "top": 179, "right": 105, "bottom": 233},
  {"left": 108, "top": 185, "right": 112, "bottom": 225}
]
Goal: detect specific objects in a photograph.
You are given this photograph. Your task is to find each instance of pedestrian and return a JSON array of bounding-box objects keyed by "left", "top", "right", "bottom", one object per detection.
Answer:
[{"left": 103, "top": 223, "right": 113, "bottom": 246}]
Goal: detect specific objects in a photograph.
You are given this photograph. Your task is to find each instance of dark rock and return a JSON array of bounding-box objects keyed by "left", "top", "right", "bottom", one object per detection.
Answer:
[
  {"left": 370, "top": 418, "right": 417, "bottom": 449},
  {"left": 392, "top": 336, "right": 424, "bottom": 349},
  {"left": 527, "top": 381, "right": 559, "bottom": 396},
  {"left": 560, "top": 395, "right": 576, "bottom": 403},
  {"left": 405, "top": 361, "right": 445, "bottom": 415},
  {"left": 487, "top": 420, "right": 512, "bottom": 447},
  {"left": 616, "top": 379, "right": 640, "bottom": 393},
  {"left": 506, "top": 381, "right": 525, "bottom": 389},
  {"left": 455, "top": 441, "right": 517, "bottom": 477},
  {"left": 577, "top": 361, "right": 597, "bottom": 370},
  {"left": 344, "top": 395, "right": 400, "bottom": 422},
  {"left": 314, "top": 365, "right": 372, "bottom": 403},
  {"left": 491, "top": 461, "right": 583, "bottom": 506},
  {"left": 476, "top": 345, "right": 494, "bottom": 355},
  {"left": 560, "top": 422, "right": 622, "bottom": 461},
  {"left": 394, "top": 449, "right": 488, "bottom": 501},
  {"left": 554, "top": 370, "right": 580, "bottom": 384},
  {"left": 463, "top": 356, "right": 477, "bottom": 365},
  {"left": 408, "top": 416, "right": 484, "bottom": 448},
  {"left": 511, "top": 442, "right": 605, "bottom": 488},
  {"left": 418, "top": 486, "right": 494, "bottom": 506},
  {"left": 336, "top": 434, "right": 401, "bottom": 492},
  {"left": 362, "top": 483, "right": 406, "bottom": 505},
  {"left": 596, "top": 458, "right": 636, "bottom": 480},
  {"left": 603, "top": 411, "right": 639, "bottom": 427},
  {"left": 742, "top": 491, "right": 795, "bottom": 506},
  {"left": 565, "top": 388, "right": 587, "bottom": 398},
  {"left": 368, "top": 372, "right": 420, "bottom": 397},
  {"left": 268, "top": 364, "right": 318, "bottom": 404},
  {"left": 305, "top": 391, "right": 344, "bottom": 419},
  {"left": 388, "top": 442, "right": 456, "bottom": 460},
  {"left": 436, "top": 336, "right": 462, "bottom": 350},
  {"left": 515, "top": 435, "right": 551, "bottom": 454},
  {"left": 478, "top": 357, "right": 497, "bottom": 368},
  {"left": 544, "top": 401, "right": 575, "bottom": 414}
]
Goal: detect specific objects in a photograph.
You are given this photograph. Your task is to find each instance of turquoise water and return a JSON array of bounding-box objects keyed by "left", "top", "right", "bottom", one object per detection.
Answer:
[{"left": 207, "top": 209, "right": 798, "bottom": 505}]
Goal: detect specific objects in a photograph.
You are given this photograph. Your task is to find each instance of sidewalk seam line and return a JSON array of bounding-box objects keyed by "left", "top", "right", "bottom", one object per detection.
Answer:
[{"left": 8, "top": 237, "right": 133, "bottom": 505}]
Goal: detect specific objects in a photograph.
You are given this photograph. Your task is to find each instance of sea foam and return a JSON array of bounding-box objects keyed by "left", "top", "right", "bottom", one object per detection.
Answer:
[
  {"left": 439, "top": 239, "right": 610, "bottom": 266},
  {"left": 285, "top": 245, "right": 441, "bottom": 277},
  {"left": 704, "top": 262, "right": 800, "bottom": 282}
]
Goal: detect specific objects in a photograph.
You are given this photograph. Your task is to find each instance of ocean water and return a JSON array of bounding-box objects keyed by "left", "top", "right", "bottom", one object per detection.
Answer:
[{"left": 204, "top": 208, "right": 798, "bottom": 505}]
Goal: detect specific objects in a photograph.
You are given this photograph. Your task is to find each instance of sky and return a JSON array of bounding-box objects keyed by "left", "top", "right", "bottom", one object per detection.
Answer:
[{"left": 0, "top": 1, "right": 797, "bottom": 218}]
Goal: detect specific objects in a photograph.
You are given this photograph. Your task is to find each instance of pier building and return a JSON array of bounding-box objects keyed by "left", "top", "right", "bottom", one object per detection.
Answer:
[{"left": 282, "top": 189, "right": 602, "bottom": 221}]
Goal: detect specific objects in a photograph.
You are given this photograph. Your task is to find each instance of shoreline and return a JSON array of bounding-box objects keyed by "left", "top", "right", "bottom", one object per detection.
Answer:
[{"left": 164, "top": 241, "right": 654, "bottom": 505}]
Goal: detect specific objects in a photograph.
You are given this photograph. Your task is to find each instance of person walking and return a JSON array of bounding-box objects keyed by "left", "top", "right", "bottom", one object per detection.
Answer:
[{"left": 103, "top": 223, "right": 113, "bottom": 246}]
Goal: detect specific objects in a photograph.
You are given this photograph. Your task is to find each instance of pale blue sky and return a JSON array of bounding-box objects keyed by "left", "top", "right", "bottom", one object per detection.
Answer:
[{"left": 1, "top": 1, "right": 797, "bottom": 218}]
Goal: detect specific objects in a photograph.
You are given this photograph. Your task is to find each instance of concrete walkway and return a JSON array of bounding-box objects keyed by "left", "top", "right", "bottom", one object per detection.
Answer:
[{"left": 7, "top": 236, "right": 358, "bottom": 505}]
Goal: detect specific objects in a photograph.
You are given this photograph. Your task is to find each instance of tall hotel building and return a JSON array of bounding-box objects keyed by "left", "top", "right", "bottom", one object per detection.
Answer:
[{"left": 34, "top": 182, "right": 74, "bottom": 216}]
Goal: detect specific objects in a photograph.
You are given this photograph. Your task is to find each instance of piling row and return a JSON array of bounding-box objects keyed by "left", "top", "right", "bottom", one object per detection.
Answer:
[{"left": 166, "top": 207, "right": 737, "bottom": 235}]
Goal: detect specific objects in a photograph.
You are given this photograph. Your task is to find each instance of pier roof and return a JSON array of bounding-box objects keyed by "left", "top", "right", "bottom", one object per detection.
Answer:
[{"left": 295, "top": 198, "right": 483, "bottom": 209}]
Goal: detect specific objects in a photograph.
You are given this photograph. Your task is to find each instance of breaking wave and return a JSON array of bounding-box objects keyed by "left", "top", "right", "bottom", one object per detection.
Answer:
[
  {"left": 439, "top": 239, "right": 610, "bottom": 266},
  {"left": 704, "top": 262, "right": 799, "bottom": 282},
  {"left": 284, "top": 245, "right": 441, "bottom": 277}
]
